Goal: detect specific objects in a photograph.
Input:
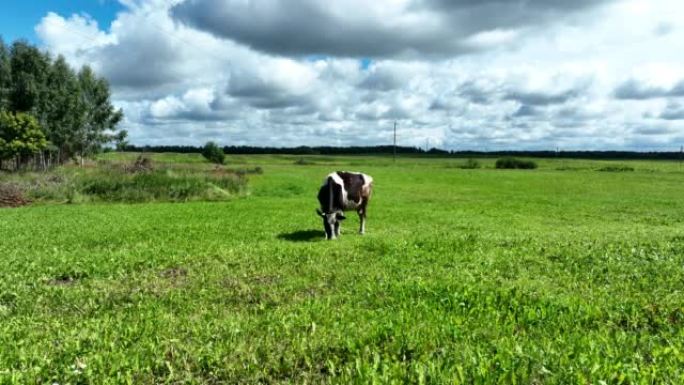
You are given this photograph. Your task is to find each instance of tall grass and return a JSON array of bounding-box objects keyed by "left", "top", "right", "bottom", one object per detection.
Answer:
[
  {"left": 9, "top": 165, "right": 248, "bottom": 203},
  {"left": 77, "top": 169, "right": 246, "bottom": 202}
]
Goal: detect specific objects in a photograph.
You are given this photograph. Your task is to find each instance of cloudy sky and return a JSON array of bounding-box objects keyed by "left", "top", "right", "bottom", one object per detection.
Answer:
[{"left": 4, "top": 0, "right": 684, "bottom": 150}]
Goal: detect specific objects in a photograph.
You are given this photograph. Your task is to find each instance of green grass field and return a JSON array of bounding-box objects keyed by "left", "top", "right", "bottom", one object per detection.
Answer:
[{"left": 2, "top": 154, "right": 684, "bottom": 384}]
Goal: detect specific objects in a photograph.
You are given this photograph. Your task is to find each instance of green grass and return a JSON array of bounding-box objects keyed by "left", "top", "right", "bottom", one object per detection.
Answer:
[{"left": 2, "top": 154, "right": 684, "bottom": 384}]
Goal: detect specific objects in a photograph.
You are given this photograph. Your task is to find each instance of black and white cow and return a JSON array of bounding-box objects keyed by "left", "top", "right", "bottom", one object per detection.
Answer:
[{"left": 316, "top": 171, "right": 373, "bottom": 240}]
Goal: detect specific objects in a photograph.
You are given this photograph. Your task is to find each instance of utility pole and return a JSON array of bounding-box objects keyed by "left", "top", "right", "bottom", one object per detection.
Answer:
[
  {"left": 557, "top": 146, "right": 564, "bottom": 169},
  {"left": 393, "top": 121, "right": 397, "bottom": 162},
  {"left": 680, "top": 145, "right": 683, "bottom": 170}
]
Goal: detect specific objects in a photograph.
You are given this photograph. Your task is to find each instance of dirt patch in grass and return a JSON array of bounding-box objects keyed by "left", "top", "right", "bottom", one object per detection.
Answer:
[
  {"left": 249, "top": 274, "right": 281, "bottom": 286},
  {"left": 220, "top": 274, "right": 283, "bottom": 308},
  {"left": 157, "top": 267, "right": 189, "bottom": 290},
  {"left": 47, "top": 272, "right": 87, "bottom": 286},
  {"left": 223, "top": 274, "right": 281, "bottom": 289},
  {"left": 159, "top": 267, "right": 188, "bottom": 279}
]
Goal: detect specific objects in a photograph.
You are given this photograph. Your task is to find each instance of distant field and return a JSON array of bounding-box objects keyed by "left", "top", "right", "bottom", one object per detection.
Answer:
[{"left": 1, "top": 154, "right": 684, "bottom": 384}]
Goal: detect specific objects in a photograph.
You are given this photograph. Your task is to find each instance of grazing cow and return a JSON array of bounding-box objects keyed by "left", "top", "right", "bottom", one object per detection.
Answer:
[{"left": 316, "top": 171, "right": 373, "bottom": 240}]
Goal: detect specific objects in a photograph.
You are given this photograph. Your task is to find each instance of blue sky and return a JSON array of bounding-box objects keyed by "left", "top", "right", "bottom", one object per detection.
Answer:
[{"left": 1, "top": 0, "right": 122, "bottom": 43}]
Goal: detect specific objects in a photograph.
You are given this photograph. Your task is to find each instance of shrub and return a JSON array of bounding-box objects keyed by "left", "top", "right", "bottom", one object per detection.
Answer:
[
  {"left": 459, "top": 159, "right": 481, "bottom": 169},
  {"left": 495, "top": 157, "right": 537, "bottom": 170},
  {"left": 202, "top": 142, "right": 225, "bottom": 165},
  {"left": 597, "top": 165, "right": 634, "bottom": 172},
  {"left": 0, "top": 112, "right": 48, "bottom": 168},
  {"left": 294, "top": 158, "right": 314, "bottom": 165}
]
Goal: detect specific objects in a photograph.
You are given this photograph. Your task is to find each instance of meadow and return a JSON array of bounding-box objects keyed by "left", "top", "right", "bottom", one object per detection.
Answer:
[{"left": 1, "top": 154, "right": 684, "bottom": 384}]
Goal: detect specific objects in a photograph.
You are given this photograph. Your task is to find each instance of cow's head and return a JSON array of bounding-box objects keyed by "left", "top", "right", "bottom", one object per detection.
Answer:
[{"left": 316, "top": 208, "right": 346, "bottom": 240}]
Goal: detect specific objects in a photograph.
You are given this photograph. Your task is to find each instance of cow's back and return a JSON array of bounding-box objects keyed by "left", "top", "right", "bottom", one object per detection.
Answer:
[
  {"left": 318, "top": 171, "right": 373, "bottom": 212},
  {"left": 335, "top": 171, "right": 366, "bottom": 203}
]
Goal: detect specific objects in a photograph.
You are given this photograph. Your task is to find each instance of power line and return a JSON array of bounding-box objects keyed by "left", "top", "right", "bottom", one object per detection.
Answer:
[{"left": 46, "top": 18, "right": 111, "bottom": 48}]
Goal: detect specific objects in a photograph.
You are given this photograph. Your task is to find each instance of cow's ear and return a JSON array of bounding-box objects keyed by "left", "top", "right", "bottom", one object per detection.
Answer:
[
  {"left": 336, "top": 213, "right": 347, "bottom": 220},
  {"left": 316, "top": 209, "right": 325, "bottom": 217}
]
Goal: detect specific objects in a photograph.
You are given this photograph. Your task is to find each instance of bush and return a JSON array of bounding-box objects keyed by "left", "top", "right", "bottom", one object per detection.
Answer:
[
  {"left": 202, "top": 142, "right": 225, "bottom": 165},
  {"left": 597, "top": 165, "right": 634, "bottom": 172},
  {"left": 294, "top": 158, "right": 314, "bottom": 165},
  {"left": 495, "top": 157, "right": 537, "bottom": 170},
  {"left": 0, "top": 111, "right": 48, "bottom": 168},
  {"left": 459, "top": 159, "right": 481, "bottom": 169}
]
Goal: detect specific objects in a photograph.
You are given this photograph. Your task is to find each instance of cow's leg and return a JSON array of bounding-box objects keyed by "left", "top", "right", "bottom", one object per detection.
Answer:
[
  {"left": 358, "top": 201, "right": 367, "bottom": 234},
  {"left": 324, "top": 221, "right": 334, "bottom": 240},
  {"left": 358, "top": 211, "right": 366, "bottom": 234},
  {"left": 334, "top": 221, "right": 341, "bottom": 237}
]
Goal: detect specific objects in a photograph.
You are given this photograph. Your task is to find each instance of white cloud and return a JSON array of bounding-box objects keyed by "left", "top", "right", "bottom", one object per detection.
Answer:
[
  {"left": 463, "top": 29, "right": 520, "bottom": 49},
  {"left": 35, "top": 12, "right": 116, "bottom": 60},
  {"left": 33, "top": 0, "right": 684, "bottom": 150}
]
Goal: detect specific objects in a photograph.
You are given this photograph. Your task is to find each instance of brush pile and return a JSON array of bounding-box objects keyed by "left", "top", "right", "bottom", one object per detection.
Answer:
[
  {"left": 0, "top": 183, "right": 30, "bottom": 208},
  {"left": 124, "top": 155, "right": 154, "bottom": 173}
]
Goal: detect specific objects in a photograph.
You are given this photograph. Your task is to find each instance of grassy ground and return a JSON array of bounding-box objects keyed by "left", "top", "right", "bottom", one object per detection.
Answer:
[{"left": 1, "top": 154, "right": 684, "bottom": 384}]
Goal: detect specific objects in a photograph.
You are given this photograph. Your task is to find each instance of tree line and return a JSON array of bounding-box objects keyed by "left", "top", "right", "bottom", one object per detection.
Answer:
[
  {"left": 123, "top": 145, "right": 429, "bottom": 156},
  {"left": 0, "top": 39, "right": 125, "bottom": 171},
  {"left": 120, "top": 144, "right": 684, "bottom": 161}
]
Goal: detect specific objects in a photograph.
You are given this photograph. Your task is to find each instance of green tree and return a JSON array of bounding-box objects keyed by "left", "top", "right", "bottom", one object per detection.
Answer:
[
  {"left": 0, "top": 111, "right": 48, "bottom": 167},
  {"left": 114, "top": 129, "right": 129, "bottom": 151},
  {"left": 44, "top": 55, "right": 83, "bottom": 161},
  {"left": 0, "top": 38, "right": 11, "bottom": 111},
  {"left": 202, "top": 141, "right": 225, "bottom": 164},
  {"left": 9, "top": 41, "right": 50, "bottom": 114},
  {"left": 0, "top": 39, "right": 125, "bottom": 166},
  {"left": 73, "top": 65, "right": 124, "bottom": 162}
]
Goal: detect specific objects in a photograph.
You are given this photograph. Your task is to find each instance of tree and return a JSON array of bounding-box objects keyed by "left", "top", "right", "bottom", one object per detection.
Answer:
[
  {"left": 42, "top": 55, "right": 82, "bottom": 160},
  {"left": 0, "top": 111, "right": 48, "bottom": 168},
  {"left": 9, "top": 41, "right": 50, "bottom": 114},
  {"left": 0, "top": 39, "right": 125, "bottom": 168},
  {"left": 0, "top": 38, "right": 11, "bottom": 111},
  {"left": 72, "top": 65, "right": 124, "bottom": 162},
  {"left": 37, "top": 56, "right": 126, "bottom": 163},
  {"left": 202, "top": 141, "right": 225, "bottom": 164},
  {"left": 114, "top": 129, "right": 129, "bottom": 151}
]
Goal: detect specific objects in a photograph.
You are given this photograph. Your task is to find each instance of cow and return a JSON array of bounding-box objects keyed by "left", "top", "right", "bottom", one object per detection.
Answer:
[{"left": 316, "top": 171, "right": 373, "bottom": 240}]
